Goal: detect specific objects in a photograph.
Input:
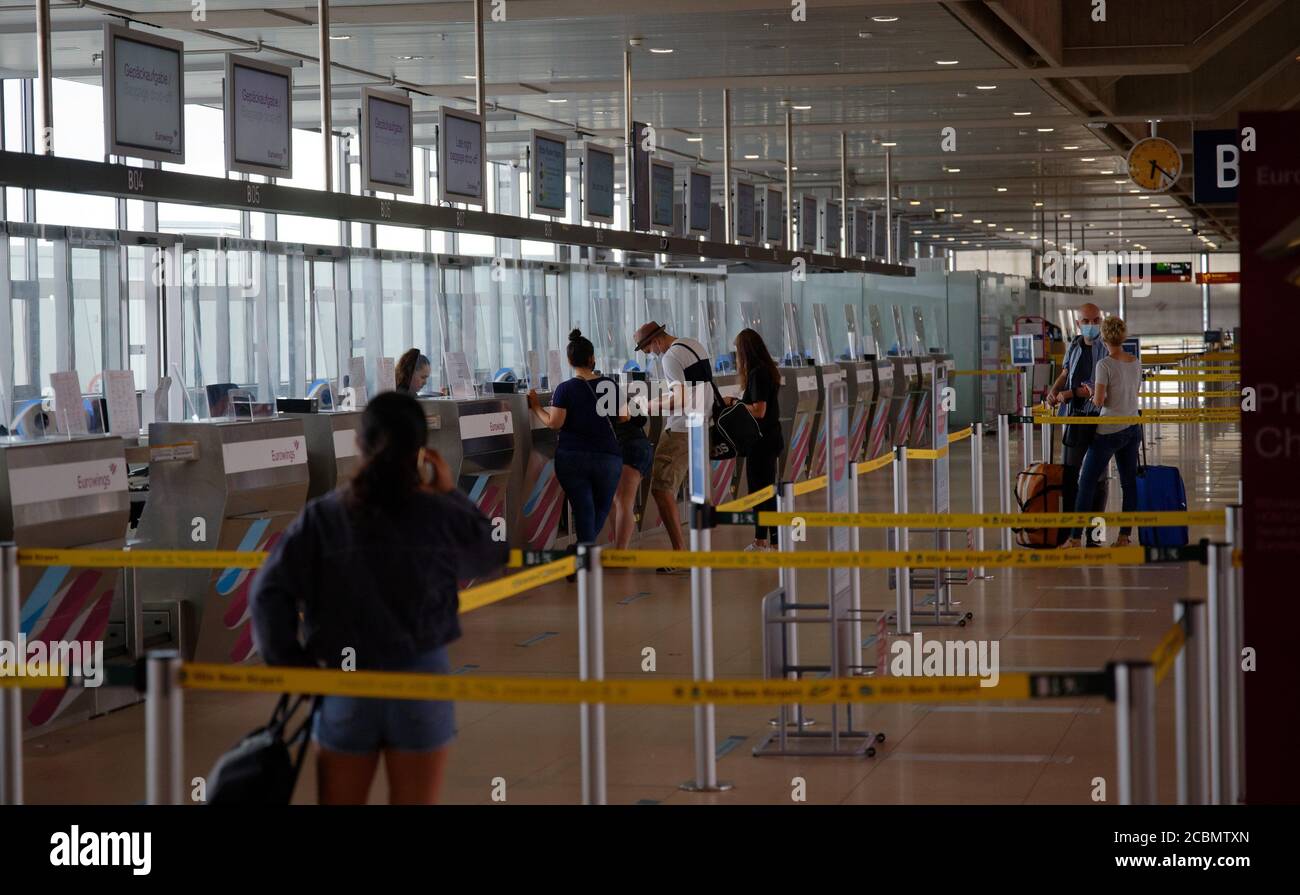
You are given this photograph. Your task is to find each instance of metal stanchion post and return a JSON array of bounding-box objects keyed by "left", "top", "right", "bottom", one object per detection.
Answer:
[
  {"left": 1206, "top": 543, "right": 1224, "bottom": 804},
  {"left": 892, "top": 445, "right": 911, "bottom": 635},
  {"left": 682, "top": 511, "right": 731, "bottom": 792},
  {"left": 1176, "top": 600, "right": 1211, "bottom": 805},
  {"left": 1224, "top": 506, "right": 1245, "bottom": 804},
  {"left": 577, "top": 544, "right": 607, "bottom": 805},
  {"left": 1114, "top": 661, "right": 1157, "bottom": 805},
  {"left": 849, "top": 463, "right": 863, "bottom": 672},
  {"left": 1214, "top": 541, "right": 1242, "bottom": 805},
  {"left": 0, "top": 542, "right": 22, "bottom": 805},
  {"left": 1039, "top": 406, "right": 1050, "bottom": 462},
  {"left": 972, "top": 422, "right": 986, "bottom": 577},
  {"left": 998, "top": 413, "right": 1012, "bottom": 551},
  {"left": 1021, "top": 403, "right": 1033, "bottom": 470},
  {"left": 145, "top": 650, "right": 183, "bottom": 805}
]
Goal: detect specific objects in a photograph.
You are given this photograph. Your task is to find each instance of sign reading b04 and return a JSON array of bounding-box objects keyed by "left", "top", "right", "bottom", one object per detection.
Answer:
[{"left": 1127, "top": 136, "right": 1183, "bottom": 192}]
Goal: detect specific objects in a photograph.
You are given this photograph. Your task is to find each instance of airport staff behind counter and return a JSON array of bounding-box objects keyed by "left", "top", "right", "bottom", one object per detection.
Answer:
[{"left": 250, "top": 392, "right": 509, "bottom": 805}]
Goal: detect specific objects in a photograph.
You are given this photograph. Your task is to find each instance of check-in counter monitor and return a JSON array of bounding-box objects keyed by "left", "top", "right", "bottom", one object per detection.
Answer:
[
  {"left": 1, "top": 436, "right": 130, "bottom": 735},
  {"left": 710, "top": 372, "right": 743, "bottom": 505},
  {"left": 863, "top": 357, "right": 893, "bottom": 460},
  {"left": 777, "top": 364, "right": 819, "bottom": 482},
  {"left": 808, "top": 363, "right": 844, "bottom": 477},
  {"left": 286, "top": 410, "right": 362, "bottom": 500},
  {"left": 840, "top": 359, "right": 873, "bottom": 463},
  {"left": 134, "top": 416, "right": 309, "bottom": 664},
  {"left": 504, "top": 391, "right": 564, "bottom": 550}
]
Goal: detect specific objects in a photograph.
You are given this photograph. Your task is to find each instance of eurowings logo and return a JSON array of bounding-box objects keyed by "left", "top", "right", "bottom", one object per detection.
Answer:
[
  {"left": 848, "top": 406, "right": 869, "bottom": 461},
  {"left": 213, "top": 518, "right": 283, "bottom": 663},
  {"left": 520, "top": 460, "right": 564, "bottom": 550},
  {"left": 19, "top": 565, "right": 112, "bottom": 726},
  {"left": 786, "top": 416, "right": 812, "bottom": 479},
  {"left": 710, "top": 457, "right": 736, "bottom": 504}
]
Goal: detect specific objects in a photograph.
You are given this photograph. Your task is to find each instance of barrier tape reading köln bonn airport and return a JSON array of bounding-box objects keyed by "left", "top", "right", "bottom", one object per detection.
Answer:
[{"left": 739, "top": 510, "right": 1225, "bottom": 530}]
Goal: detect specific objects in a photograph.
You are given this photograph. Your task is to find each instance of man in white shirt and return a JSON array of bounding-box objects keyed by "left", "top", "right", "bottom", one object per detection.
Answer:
[{"left": 632, "top": 320, "right": 713, "bottom": 567}]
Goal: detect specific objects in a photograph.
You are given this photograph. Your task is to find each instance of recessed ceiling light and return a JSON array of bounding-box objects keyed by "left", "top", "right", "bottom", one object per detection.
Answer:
[
  {"left": 650, "top": 47, "right": 674, "bottom": 54},
  {"left": 962, "top": 240, "right": 970, "bottom": 245},
  {"left": 686, "top": 136, "right": 702, "bottom": 142},
  {"left": 462, "top": 74, "right": 476, "bottom": 80},
  {"left": 946, "top": 167, "right": 961, "bottom": 173},
  {"left": 1080, "top": 157, "right": 1096, "bottom": 162},
  {"left": 1099, "top": 170, "right": 1114, "bottom": 174},
  {"left": 1037, "top": 128, "right": 1055, "bottom": 133},
  {"left": 329, "top": 34, "right": 351, "bottom": 40},
  {"left": 393, "top": 55, "right": 425, "bottom": 61},
  {"left": 792, "top": 104, "right": 812, "bottom": 110},
  {"left": 1114, "top": 179, "right": 1126, "bottom": 184},
  {"left": 1149, "top": 203, "right": 1160, "bottom": 207},
  {"left": 858, "top": 31, "right": 873, "bottom": 38},
  {"left": 744, "top": 154, "right": 760, "bottom": 159},
  {"left": 908, "top": 200, "right": 921, "bottom": 206},
  {"left": 1005, "top": 227, "right": 1014, "bottom": 232},
  {"left": 1034, "top": 201, "right": 1044, "bottom": 207},
  {"left": 996, "top": 187, "right": 1007, "bottom": 192},
  {"left": 547, "top": 98, "right": 568, "bottom": 103},
  {"left": 987, "top": 223, "right": 996, "bottom": 228},
  {"left": 952, "top": 213, "right": 963, "bottom": 218},
  {"left": 1013, "top": 111, "right": 1032, "bottom": 116},
  {"left": 880, "top": 141, "right": 897, "bottom": 147},
  {"left": 1017, "top": 231, "right": 1025, "bottom": 235},
  {"left": 1063, "top": 145, "right": 1079, "bottom": 150},
  {"left": 935, "top": 207, "right": 947, "bottom": 212},
  {"left": 976, "top": 85, "right": 997, "bottom": 90},
  {"left": 872, "top": 15, "right": 899, "bottom": 22},
  {"left": 1062, "top": 214, "right": 1071, "bottom": 218},
  {"left": 935, "top": 60, "right": 960, "bottom": 65}
]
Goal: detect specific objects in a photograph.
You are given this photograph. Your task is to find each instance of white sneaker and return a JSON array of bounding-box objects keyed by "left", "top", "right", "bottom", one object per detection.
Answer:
[{"left": 744, "top": 542, "right": 772, "bottom": 552}]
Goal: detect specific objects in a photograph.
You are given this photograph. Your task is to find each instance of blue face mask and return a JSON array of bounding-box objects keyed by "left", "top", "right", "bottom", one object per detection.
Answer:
[{"left": 1080, "top": 324, "right": 1101, "bottom": 340}]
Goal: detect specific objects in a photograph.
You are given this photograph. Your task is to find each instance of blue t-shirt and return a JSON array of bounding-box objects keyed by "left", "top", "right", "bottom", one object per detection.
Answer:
[{"left": 551, "top": 376, "right": 621, "bottom": 456}]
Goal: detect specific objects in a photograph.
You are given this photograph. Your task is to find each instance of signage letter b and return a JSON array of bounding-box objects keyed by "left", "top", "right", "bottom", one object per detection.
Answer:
[{"left": 1216, "top": 144, "right": 1240, "bottom": 189}]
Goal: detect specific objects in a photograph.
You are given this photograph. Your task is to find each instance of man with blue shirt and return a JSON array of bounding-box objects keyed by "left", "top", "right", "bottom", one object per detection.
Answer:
[{"left": 1047, "top": 302, "right": 1110, "bottom": 543}]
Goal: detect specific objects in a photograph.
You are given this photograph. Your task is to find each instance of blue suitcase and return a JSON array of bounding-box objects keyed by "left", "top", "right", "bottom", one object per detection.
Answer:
[{"left": 1136, "top": 465, "right": 1188, "bottom": 546}]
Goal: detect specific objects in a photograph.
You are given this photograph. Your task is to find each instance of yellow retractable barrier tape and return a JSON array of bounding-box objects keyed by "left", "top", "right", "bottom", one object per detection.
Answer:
[
  {"left": 1146, "top": 374, "right": 1239, "bottom": 382},
  {"left": 601, "top": 546, "right": 1147, "bottom": 570},
  {"left": 906, "top": 446, "right": 949, "bottom": 460},
  {"left": 856, "top": 453, "right": 894, "bottom": 475},
  {"left": 165, "top": 662, "right": 1042, "bottom": 706},
  {"left": 458, "top": 557, "right": 576, "bottom": 613},
  {"left": 1150, "top": 622, "right": 1187, "bottom": 686},
  {"left": 754, "top": 510, "right": 1224, "bottom": 529},
  {"left": 1139, "top": 390, "right": 1239, "bottom": 398},
  {"left": 952, "top": 369, "right": 1020, "bottom": 377},
  {"left": 948, "top": 426, "right": 973, "bottom": 444},
  {"left": 1034, "top": 413, "right": 1239, "bottom": 425},
  {"left": 717, "top": 484, "right": 777, "bottom": 512},
  {"left": 793, "top": 475, "right": 828, "bottom": 497},
  {"left": 18, "top": 548, "right": 266, "bottom": 569}
]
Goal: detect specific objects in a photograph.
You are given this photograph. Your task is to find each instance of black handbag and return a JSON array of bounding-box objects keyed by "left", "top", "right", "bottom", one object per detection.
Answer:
[
  {"left": 670, "top": 342, "right": 762, "bottom": 459},
  {"left": 205, "top": 693, "right": 319, "bottom": 804}
]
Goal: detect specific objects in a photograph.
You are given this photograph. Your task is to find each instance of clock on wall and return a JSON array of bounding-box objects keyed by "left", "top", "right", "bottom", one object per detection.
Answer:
[{"left": 1127, "top": 136, "right": 1183, "bottom": 192}]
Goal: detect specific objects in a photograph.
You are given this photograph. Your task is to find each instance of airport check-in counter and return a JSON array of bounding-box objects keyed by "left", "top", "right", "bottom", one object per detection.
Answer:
[
  {"left": 134, "top": 417, "right": 309, "bottom": 665},
  {"left": 777, "top": 364, "right": 820, "bottom": 482},
  {"left": 417, "top": 396, "right": 516, "bottom": 531},
  {"left": 840, "top": 359, "right": 874, "bottom": 462},
  {"left": 709, "top": 372, "right": 743, "bottom": 505},
  {"left": 504, "top": 391, "right": 565, "bottom": 550},
  {"left": 886, "top": 356, "right": 920, "bottom": 449},
  {"left": 285, "top": 410, "right": 362, "bottom": 500},
  {"left": 911, "top": 357, "right": 937, "bottom": 448},
  {"left": 2, "top": 436, "right": 131, "bottom": 736},
  {"left": 863, "top": 356, "right": 894, "bottom": 460},
  {"left": 808, "top": 363, "right": 845, "bottom": 477}
]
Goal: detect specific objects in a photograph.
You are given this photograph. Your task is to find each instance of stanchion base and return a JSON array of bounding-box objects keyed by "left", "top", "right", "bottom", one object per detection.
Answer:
[
  {"left": 752, "top": 729, "right": 882, "bottom": 759},
  {"left": 679, "top": 780, "right": 735, "bottom": 793},
  {"left": 768, "top": 716, "right": 816, "bottom": 728}
]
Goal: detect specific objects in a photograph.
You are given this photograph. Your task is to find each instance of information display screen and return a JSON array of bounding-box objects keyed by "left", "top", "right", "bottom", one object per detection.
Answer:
[
  {"left": 651, "top": 160, "right": 675, "bottom": 230},
  {"left": 439, "top": 106, "right": 485, "bottom": 205},
  {"left": 364, "top": 89, "right": 414, "bottom": 194},
  {"left": 853, "top": 208, "right": 870, "bottom": 255},
  {"left": 226, "top": 56, "right": 292, "bottom": 177},
  {"left": 826, "top": 201, "right": 842, "bottom": 253},
  {"left": 766, "top": 187, "right": 784, "bottom": 245},
  {"left": 583, "top": 143, "right": 616, "bottom": 223},
  {"left": 631, "top": 121, "right": 651, "bottom": 230},
  {"left": 689, "top": 170, "right": 711, "bottom": 233},
  {"left": 103, "top": 24, "right": 185, "bottom": 163},
  {"left": 531, "top": 130, "right": 567, "bottom": 216},
  {"left": 736, "top": 180, "right": 756, "bottom": 242},
  {"left": 801, "top": 196, "right": 818, "bottom": 249}
]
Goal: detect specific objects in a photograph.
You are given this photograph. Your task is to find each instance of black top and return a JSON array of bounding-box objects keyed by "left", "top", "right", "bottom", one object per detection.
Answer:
[
  {"left": 551, "top": 375, "right": 621, "bottom": 456},
  {"left": 250, "top": 488, "right": 508, "bottom": 670},
  {"left": 743, "top": 366, "right": 784, "bottom": 450}
]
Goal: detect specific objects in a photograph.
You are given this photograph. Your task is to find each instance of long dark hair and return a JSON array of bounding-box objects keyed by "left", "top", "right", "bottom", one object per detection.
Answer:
[
  {"left": 346, "top": 391, "right": 428, "bottom": 513},
  {"left": 567, "top": 328, "right": 595, "bottom": 369},
  {"left": 735, "top": 328, "right": 779, "bottom": 389},
  {"left": 395, "top": 348, "right": 430, "bottom": 393}
]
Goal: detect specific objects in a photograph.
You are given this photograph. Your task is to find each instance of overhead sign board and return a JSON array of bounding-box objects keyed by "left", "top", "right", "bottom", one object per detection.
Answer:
[
  {"left": 363, "top": 88, "right": 414, "bottom": 195},
  {"left": 224, "top": 54, "right": 293, "bottom": 178},
  {"left": 102, "top": 23, "right": 185, "bottom": 164}
]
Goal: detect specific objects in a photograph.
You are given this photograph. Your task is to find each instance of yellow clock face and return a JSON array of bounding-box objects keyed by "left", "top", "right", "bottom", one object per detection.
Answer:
[{"left": 1127, "top": 137, "right": 1183, "bottom": 192}]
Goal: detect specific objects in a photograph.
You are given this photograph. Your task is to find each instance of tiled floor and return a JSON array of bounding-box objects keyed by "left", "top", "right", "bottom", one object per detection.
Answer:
[{"left": 20, "top": 421, "right": 1240, "bottom": 805}]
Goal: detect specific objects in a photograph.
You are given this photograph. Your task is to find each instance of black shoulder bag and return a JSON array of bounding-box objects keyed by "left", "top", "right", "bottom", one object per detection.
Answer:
[
  {"left": 670, "top": 342, "right": 761, "bottom": 459},
  {"left": 205, "top": 693, "right": 320, "bottom": 804}
]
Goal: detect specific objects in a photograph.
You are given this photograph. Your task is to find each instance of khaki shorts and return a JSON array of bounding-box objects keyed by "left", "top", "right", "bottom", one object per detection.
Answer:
[{"left": 650, "top": 429, "right": 689, "bottom": 494}]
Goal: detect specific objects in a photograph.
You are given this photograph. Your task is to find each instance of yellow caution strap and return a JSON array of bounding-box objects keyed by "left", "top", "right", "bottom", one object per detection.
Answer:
[
  {"left": 855, "top": 453, "right": 894, "bottom": 475},
  {"left": 459, "top": 557, "right": 576, "bottom": 613},
  {"left": 952, "top": 369, "right": 1021, "bottom": 376},
  {"left": 17, "top": 548, "right": 267, "bottom": 569},
  {"left": 906, "top": 446, "right": 949, "bottom": 460},
  {"left": 755, "top": 510, "right": 1224, "bottom": 529},
  {"left": 1034, "top": 412, "right": 1239, "bottom": 425},
  {"left": 600, "top": 546, "right": 1149, "bottom": 570},
  {"left": 717, "top": 484, "right": 776, "bottom": 512},
  {"left": 168, "top": 662, "right": 1070, "bottom": 706},
  {"left": 1145, "top": 373, "right": 1239, "bottom": 382},
  {"left": 1138, "top": 390, "right": 1239, "bottom": 398},
  {"left": 1150, "top": 621, "right": 1187, "bottom": 686},
  {"left": 947, "top": 426, "right": 973, "bottom": 444},
  {"left": 793, "top": 475, "right": 828, "bottom": 497}
]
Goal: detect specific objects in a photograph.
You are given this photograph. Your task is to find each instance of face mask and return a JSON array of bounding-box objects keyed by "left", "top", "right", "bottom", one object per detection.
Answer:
[{"left": 1080, "top": 324, "right": 1101, "bottom": 340}]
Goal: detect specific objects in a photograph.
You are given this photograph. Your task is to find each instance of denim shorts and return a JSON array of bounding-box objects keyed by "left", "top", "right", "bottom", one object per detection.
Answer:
[
  {"left": 313, "top": 646, "right": 456, "bottom": 754},
  {"left": 621, "top": 436, "right": 653, "bottom": 478}
]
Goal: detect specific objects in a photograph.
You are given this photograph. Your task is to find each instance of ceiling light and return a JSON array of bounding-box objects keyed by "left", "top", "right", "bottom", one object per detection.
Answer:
[
  {"left": 947, "top": 237, "right": 955, "bottom": 241},
  {"left": 952, "top": 213, "right": 963, "bottom": 218},
  {"left": 1062, "top": 213, "right": 1071, "bottom": 218},
  {"left": 1114, "top": 179, "right": 1126, "bottom": 184},
  {"left": 1099, "top": 169, "right": 1114, "bottom": 174},
  {"left": 1013, "top": 111, "right": 1032, "bottom": 117},
  {"left": 393, "top": 55, "right": 424, "bottom": 61},
  {"left": 976, "top": 85, "right": 997, "bottom": 90},
  {"left": 946, "top": 167, "right": 961, "bottom": 173},
  {"left": 461, "top": 74, "right": 476, "bottom": 80},
  {"left": 1129, "top": 189, "right": 1140, "bottom": 193},
  {"left": 329, "top": 34, "right": 351, "bottom": 40},
  {"left": 972, "top": 219, "right": 982, "bottom": 224},
  {"left": 935, "top": 60, "right": 960, "bottom": 65},
  {"left": 650, "top": 47, "right": 674, "bottom": 54},
  {"left": 913, "top": 230, "right": 923, "bottom": 235},
  {"left": 1149, "top": 203, "right": 1160, "bottom": 207},
  {"left": 1005, "top": 227, "right": 1014, "bottom": 232},
  {"left": 987, "top": 223, "right": 996, "bottom": 228},
  {"left": 880, "top": 141, "right": 897, "bottom": 147},
  {"left": 935, "top": 207, "right": 947, "bottom": 212},
  {"left": 858, "top": 31, "right": 873, "bottom": 38},
  {"left": 996, "top": 187, "right": 1007, "bottom": 192},
  {"left": 1063, "top": 145, "right": 1079, "bottom": 150},
  {"left": 1080, "top": 157, "right": 1096, "bottom": 162},
  {"left": 872, "top": 15, "right": 899, "bottom": 22},
  {"left": 1037, "top": 128, "right": 1055, "bottom": 133},
  {"left": 547, "top": 98, "right": 568, "bottom": 103},
  {"left": 962, "top": 241, "right": 970, "bottom": 245},
  {"left": 744, "top": 154, "right": 759, "bottom": 159},
  {"left": 1034, "top": 201, "right": 1044, "bottom": 207},
  {"left": 908, "top": 200, "right": 921, "bottom": 206},
  {"left": 686, "top": 136, "right": 702, "bottom": 142},
  {"left": 792, "top": 104, "right": 812, "bottom": 110}
]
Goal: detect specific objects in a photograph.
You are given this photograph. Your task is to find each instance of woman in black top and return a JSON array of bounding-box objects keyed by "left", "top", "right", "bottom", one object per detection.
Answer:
[
  {"left": 728, "top": 328, "right": 784, "bottom": 550},
  {"left": 251, "top": 392, "right": 507, "bottom": 804},
  {"left": 395, "top": 349, "right": 431, "bottom": 394}
]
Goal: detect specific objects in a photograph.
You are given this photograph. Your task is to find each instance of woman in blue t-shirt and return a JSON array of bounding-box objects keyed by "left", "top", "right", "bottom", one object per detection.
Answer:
[{"left": 527, "top": 330, "right": 624, "bottom": 545}]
